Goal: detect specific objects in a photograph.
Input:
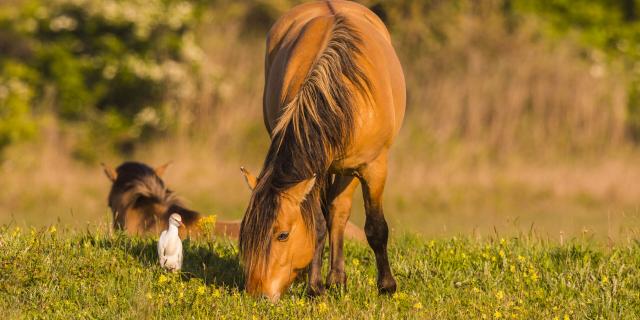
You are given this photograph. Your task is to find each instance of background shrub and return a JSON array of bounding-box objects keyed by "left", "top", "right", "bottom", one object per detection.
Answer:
[{"left": 0, "top": 0, "right": 205, "bottom": 159}]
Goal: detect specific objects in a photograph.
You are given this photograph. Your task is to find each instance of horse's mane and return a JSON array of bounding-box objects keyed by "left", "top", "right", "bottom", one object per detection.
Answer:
[
  {"left": 107, "top": 162, "right": 184, "bottom": 229},
  {"left": 240, "top": 15, "right": 371, "bottom": 276}
]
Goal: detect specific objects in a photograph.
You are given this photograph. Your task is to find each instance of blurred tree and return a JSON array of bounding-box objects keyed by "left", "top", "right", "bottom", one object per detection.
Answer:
[
  {"left": 0, "top": 0, "right": 206, "bottom": 159},
  {"left": 513, "top": 0, "right": 640, "bottom": 141}
]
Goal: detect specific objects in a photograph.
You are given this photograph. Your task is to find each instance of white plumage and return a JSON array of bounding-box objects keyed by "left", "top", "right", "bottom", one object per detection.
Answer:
[{"left": 158, "top": 213, "right": 183, "bottom": 271}]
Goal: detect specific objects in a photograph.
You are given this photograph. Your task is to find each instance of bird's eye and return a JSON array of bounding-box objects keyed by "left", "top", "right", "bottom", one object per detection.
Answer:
[{"left": 276, "top": 232, "right": 289, "bottom": 242}]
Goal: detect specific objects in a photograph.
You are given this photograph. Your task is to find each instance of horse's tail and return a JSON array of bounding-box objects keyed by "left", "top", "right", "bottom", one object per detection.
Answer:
[{"left": 270, "top": 15, "right": 371, "bottom": 168}]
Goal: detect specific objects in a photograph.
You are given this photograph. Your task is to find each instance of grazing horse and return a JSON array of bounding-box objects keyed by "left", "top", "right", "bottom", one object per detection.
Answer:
[
  {"left": 239, "top": 0, "right": 405, "bottom": 301},
  {"left": 102, "top": 162, "right": 200, "bottom": 238}
]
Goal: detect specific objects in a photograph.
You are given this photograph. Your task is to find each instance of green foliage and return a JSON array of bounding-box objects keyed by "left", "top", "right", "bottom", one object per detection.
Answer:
[
  {"left": 512, "top": 0, "right": 640, "bottom": 140},
  {"left": 0, "top": 0, "right": 205, "bottom": 156},
  {"left": 1, "top": 227, "right": 639, "bottom": 318},
  {"left": 0, "top": 61, "right": 38, "bottom": 152},
  {"left": 513, "top": 0, "right": 640, "bottom": 57}
]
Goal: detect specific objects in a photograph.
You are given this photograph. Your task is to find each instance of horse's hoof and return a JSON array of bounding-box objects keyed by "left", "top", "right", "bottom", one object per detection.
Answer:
[
  {"left": 377, "top": 277, "right": 397, "bottom": 294},
  {"left": 307, "top": 283, "right": 326, "bottom": 297},
  {"left": 326, "top": 270, "right": 347, "bottom": 289}
]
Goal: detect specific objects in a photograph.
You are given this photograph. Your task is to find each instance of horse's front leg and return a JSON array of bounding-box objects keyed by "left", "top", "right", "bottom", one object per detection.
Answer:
[
  {"left": 358, "top": 153, "right": 397, "bottom": 294},
  {"left": 307, "top": 208, "right": 327, "bottom": 296},
  {"left": 326, "top": 175, "right": 359, "bottom": 288}
]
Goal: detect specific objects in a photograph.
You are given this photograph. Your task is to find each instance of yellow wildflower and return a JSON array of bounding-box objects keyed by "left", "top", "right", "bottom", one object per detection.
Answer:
[
  {"left": 158, "top": 274, "right": 168, "bottom": 284},
  {"left": 318, "top": 302, "right": 328, "bottom": 313},
  {"left": 197, "top": 215, "right": 217, "bottom": 231},
  {"left": 393, "top": 292, "right": 408, "bottom": 301},
  {"left": 413, "top": 302, "right": 423, "bottom": 310},
  {"left": 496, "top": 290, "right": 504, "bottom": 300},
  {"left": 494, "top": 311, "right": 502, "bottom": 319},
  {"left": 352, "top": 258, "right": 360, "bottom": 267},
  {"left": 197, "top": 285, "right": 206, "bottom": 295}
]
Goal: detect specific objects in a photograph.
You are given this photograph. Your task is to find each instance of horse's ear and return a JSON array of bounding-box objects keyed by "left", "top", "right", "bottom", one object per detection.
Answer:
[
  {"left": 286, "top": 175, "right": 316, "bottom": 204},
  {"left": 240, "top": 166, "right": 257, "bottom": 191},
  {"left": 155, "top": 162, "right": 172, "bottom": 177},
  {"left": 101, "top": 163, "right": 117, "bottom": 182}
]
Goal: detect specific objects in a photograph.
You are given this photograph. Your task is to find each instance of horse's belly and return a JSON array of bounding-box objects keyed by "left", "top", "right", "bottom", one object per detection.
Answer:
[{"left": 330, "top": 124, "right": 394, "bottom": 171}]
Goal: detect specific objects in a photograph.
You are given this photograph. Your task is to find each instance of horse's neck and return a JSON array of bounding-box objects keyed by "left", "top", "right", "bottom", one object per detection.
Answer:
[{"left": 268, "top": 134, "right": 334, "bottom": 180}]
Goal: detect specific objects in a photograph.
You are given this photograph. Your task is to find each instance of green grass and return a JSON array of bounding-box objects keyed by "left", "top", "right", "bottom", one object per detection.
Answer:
[{"left": 1, "top": 226, "right": 639, "bottom": 319}]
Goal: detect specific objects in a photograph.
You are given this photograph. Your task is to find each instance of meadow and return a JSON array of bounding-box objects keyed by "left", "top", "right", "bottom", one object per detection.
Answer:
[{"left": 2, "top": 226, "right": 639, "bottom": 319}]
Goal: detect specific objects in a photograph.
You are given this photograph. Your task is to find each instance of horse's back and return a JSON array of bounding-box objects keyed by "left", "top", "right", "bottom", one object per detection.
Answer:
[
  {"left": 264, "top": 1, "right": 405, "bottom": 169},
  {"left": 266, "top": 1, "right": 390, "bottom": 56}
]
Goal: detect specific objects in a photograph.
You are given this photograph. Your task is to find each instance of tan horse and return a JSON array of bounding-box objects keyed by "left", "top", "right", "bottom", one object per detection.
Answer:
[{"left": 239, "top": 0, "right": 405, "bottom": 301}]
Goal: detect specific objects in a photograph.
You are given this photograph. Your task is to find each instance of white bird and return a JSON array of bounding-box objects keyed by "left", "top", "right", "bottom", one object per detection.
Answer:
[{"left": 158, "top": 213, "right": 183, "bottom": 271}]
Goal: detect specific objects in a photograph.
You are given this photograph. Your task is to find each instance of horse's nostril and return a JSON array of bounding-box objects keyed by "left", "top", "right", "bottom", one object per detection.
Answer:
[{"left": 262, "top": 292, "right": 281, "bottom": 303}]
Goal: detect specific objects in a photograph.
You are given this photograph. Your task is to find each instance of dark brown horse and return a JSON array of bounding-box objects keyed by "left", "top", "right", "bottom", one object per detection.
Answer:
[
  {"left": 102, "top": 161, "right": 200, "bottom": 238},
  {"left": 239, "top": 0, "right": 405, "bottom": 301}
]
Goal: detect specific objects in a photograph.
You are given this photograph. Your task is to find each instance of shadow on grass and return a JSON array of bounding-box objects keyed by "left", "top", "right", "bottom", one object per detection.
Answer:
[{"left": 86, "top": 233, "right": 244, "bottom": 289}]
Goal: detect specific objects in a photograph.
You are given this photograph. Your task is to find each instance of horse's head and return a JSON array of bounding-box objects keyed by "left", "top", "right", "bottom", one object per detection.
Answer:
[
  {"left": 101, "top": 161, "right": 171, "bottom": 184},
  {"left": 239, "top": 167, "right": 316, "bottom": 301}
]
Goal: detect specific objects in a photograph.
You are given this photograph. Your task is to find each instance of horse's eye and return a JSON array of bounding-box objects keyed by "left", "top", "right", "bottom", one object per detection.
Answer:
[{"left": 276, "top": 232, "right": 289, "bottom": 242}]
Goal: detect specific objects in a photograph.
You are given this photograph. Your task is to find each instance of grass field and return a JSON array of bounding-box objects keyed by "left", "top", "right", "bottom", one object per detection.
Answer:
[{"left": 2, "top": 225, "right": 639, "bottom": 319}]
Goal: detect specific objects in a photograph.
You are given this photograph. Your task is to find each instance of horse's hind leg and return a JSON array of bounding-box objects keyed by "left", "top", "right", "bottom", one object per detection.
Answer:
[
  {"left": 326, "top": 175, "right": 359, "bottom": 288},
  {"left": 358, "top": 153, "right": 397, "bottom": 294}
]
